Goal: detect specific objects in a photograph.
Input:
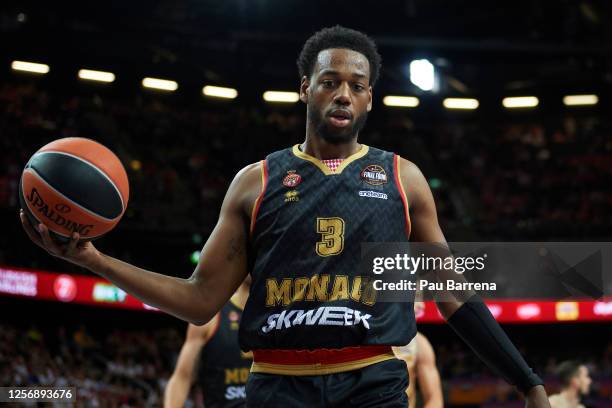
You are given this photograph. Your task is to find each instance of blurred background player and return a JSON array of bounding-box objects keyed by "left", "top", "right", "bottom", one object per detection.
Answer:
[
  {"left": 164, "top": 278, "right": 251, "bottom": 408},
  {"left": 393, "top": 301, "right": 443, "bottom": 408},
  {"left": 548, "top": 361, "right": 592, "bottom": 408}
]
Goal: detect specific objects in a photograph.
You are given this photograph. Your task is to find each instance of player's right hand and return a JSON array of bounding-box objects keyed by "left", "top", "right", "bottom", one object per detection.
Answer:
[{"left": 20, "top": 209, "right": 102, "bottom": 269}]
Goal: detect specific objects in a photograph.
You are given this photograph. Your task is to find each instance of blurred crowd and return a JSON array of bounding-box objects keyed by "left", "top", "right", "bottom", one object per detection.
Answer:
[
  {"left": 428, "top": 116, "right": 612, "bottom": 239},
  {"left": 0, "top": 323, "right": 182, "bottom": 407},
  {"left": 1, "top": 321, "right": 610, "bottom": 407}
]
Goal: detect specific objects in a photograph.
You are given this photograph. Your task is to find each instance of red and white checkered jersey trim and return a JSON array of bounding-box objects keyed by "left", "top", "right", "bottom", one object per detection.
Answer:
[{"left": 322, "top": 159, "right": 344, "bottom": 173}]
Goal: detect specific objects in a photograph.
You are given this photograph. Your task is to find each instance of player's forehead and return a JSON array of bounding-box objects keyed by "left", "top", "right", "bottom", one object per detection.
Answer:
[{"left": 313, "top": 48, "right": 370, "bottom": 79}]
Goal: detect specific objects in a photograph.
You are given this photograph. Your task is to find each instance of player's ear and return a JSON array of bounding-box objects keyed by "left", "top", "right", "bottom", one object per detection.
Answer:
[
  {"left": 367, "top": 85, "right": 373, "bottom": 112},
  {"left": 300, "top": 76, "right": 310, "bottom": 104}
]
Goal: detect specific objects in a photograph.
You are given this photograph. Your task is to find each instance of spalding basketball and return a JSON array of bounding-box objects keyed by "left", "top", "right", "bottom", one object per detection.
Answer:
[{"left": 19, "top": 137, "right": 129, "bottom": 242}]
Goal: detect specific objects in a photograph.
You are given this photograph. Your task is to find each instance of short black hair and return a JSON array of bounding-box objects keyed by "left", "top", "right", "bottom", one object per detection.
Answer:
[
  {"left": 297, "top": 25, "right": 382, "bottom": 87},
  {"left": 556, "top": 360, "right": 582, "bottom": 387}
]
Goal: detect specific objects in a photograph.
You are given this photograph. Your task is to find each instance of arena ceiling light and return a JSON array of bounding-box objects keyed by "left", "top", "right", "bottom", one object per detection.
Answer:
[
  {"left": 563, "top": 94, "right": 598, "bottom": 106},
  {"left": 142, "top": 77, "right": 178, "bottom": 91},
  {"left": 11, "top": 60, "right": 49, "bottom": 74},
  {"left": 382, "top": 95, "right": 419, "bottom": 107},
  {"left": 203, "top": 85, "right": 238, "bottom": 99},
  {"left": 78, "top": 69, "right": 115, "bottom": 83},
  {"left": 263, "top": 91, "right": 300, "bottom": 103},
  {"left": 443, "top": 98, "right": 479, "bottom": 110},
  {"left": 409, "top": 59, "right": 435, "bottom": 91},
  {"left": 502, "top": 96, "right": 539, "bottom": 109}
]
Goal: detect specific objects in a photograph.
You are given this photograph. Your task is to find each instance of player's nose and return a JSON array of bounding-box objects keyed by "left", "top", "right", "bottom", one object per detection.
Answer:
[{"left": 333, "top": 82, "right": 351, "bottom": 105}]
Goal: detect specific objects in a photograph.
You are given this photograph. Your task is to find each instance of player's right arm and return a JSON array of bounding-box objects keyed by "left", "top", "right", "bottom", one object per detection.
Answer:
[
  {"left": 400, "top": 157, "right": 550, "bottom": 407},
  {"left": 164, "top": 320, "right": 218, "bottom": 408},
  {"left": 20, "top": 162, "right": 263, "bottom": 325}
]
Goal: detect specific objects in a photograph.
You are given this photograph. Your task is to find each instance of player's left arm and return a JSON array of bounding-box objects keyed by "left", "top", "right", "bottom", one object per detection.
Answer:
[
  {"left": 415, "top": 333, "right": 443, "bottom": 408},
  {"left": 399, "top": 157, "right": 550, "bottom": 407}
]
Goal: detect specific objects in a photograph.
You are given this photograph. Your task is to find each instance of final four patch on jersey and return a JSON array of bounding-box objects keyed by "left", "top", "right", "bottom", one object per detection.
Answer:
[
  {"left": 360, "top": 164, "right": 388, "bottom": 185},
  {"left": 282, "top": 170, "right": 302, "bottom": 187}
]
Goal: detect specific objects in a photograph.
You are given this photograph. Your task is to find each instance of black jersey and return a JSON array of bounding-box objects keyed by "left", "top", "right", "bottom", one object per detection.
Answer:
[
  {"left": 199, "top": 300, "right": 252, "bottom": 408},
  {"left": 240, "top": 144, "right": 416, "bottom": 351}
]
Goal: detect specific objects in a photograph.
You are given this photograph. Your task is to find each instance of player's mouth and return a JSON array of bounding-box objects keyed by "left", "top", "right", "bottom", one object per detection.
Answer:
[{"left": 327, "top": 109, "right": 353, "bottom": 128}]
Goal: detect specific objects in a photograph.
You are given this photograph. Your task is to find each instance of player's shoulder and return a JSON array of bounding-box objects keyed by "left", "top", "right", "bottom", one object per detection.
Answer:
[
  {"left": 264, "top": 145, "right": 295, "bottom": 161},
  {"left": 364, "top": 146, "right": 421, "bottom": 175},
  {"left": 236, "top": 161, "right": 263, "bottom": 178},
  {"left": 362, "top": 145, "right": 396, "bottom": 161},
  {"left": 547, "top": 394, "right": 562, "bottom": 408},
  {"left": 393, "top": 155, "right": 427, "bottom": 189},
  {"left": 237, "top": 144, "right": 296, "bottom": 181},
  {"left": 360, "top": 146, "right": 426, "bottom": 188},
  {"left": 548, "top": 394, "right": 583, "bottom": 408},
  {"left": 232, "top": 161, "right": 265, "bottom": 192},
  {"left": 225, "top": 161, "right": 266, "bottom": 215},
  {"left": 393, "top": 155, "right": 431, "bottom": 209}
]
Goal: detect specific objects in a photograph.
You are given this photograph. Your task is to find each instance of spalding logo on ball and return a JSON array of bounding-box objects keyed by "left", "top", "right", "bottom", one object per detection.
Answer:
[{"left": 20, "top": 137, "right": 129, "bottom": 241}]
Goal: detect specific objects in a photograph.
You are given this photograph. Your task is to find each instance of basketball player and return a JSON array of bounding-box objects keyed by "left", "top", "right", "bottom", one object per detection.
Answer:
[
  {"left": 548, "top": 361, "right": 592, "bottom": 408},
  {"left": 21, "top": 26, "right": 550, "bottom": 407},
  {"left": 393, "top": 302, "right": 443, "bottom": 408},
  {"left": 164, "top": 278, "right": 251, "bottom": 408}
]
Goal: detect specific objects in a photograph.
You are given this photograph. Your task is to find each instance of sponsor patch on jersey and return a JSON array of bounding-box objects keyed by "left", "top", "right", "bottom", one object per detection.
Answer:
[
  {"left": 283, "top": 170, "right": 302, "bottom": 187},
  {"left": 360, "top": 164, "right": 388, "bottom": 185},
  {"left": 261, "top": 306, "right": 372, "bottom": 333},
  {"left": 284, "top": 190, "right": 299, "bottom": 202},
  {"left": 359, "top": 190, "right": 388, "bottom": 200},
  {"left": 225, "top": 385, "right": 246, "bottom": 400}
]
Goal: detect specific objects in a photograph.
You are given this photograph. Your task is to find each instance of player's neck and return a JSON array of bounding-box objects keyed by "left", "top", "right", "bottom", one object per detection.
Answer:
[
  {"left": 561, "top": 389, "right": 580, "bottom": 405},
  {"left": 300, "top": 135, "right": 361, "bottom": 160}
]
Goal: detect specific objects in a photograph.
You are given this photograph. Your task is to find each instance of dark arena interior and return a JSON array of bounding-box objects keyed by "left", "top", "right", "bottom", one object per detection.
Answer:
[{"left": 1, "top": 1, "right": 611, "bottom": 407}]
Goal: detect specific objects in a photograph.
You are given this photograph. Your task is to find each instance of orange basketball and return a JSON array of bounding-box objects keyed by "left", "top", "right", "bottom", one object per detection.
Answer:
[{"left": 19, "top": 137, "right": 129, "bottom": 242}]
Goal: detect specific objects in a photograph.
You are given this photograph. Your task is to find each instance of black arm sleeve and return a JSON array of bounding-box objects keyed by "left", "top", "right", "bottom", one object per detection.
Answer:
[{"left": 447, "top": 295, "right": 543, "bottom": 394}]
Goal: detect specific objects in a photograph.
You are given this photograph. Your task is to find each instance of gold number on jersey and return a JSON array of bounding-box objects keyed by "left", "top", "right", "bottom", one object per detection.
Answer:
[{"left": 316, "top": 217, "right": 345, "bottom": 257}]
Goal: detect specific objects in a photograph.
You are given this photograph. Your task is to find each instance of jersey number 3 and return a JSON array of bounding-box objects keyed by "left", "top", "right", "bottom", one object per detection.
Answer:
[{"left": 316, "top": 217, "right": 345, "bottom": 257}]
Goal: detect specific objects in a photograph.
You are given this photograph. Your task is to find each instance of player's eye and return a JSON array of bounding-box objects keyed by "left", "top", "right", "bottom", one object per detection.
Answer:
[
  {"left": 353, "top": 84, "right": 365, "bottom": 92},
  {"left": 322, "top": 80, "right": 335, "bottom": 88}
]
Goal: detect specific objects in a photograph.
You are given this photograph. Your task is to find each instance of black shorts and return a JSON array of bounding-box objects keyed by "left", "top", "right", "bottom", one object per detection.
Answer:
[{"left": 245, "top": 358, "right": 408, "bottom": 407}]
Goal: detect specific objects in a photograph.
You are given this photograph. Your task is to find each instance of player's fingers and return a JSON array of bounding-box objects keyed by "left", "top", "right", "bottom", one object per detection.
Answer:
[
  {"left": 38, "top": 223, "right": 62, "bottom": 255},
  {"left": 65, "top": 232, "right": 80, "bottom": 255},
  {"left": 19, "top": 210, "right": 45, "bottom": 249}
]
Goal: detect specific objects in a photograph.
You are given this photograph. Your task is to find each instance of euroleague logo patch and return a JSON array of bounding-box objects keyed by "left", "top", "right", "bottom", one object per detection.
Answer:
[
  {"left": 360, "top": 164, "right": 388, "bottom": 185},
  {"left": 282, "top": 170, "right": 302, "bottom": 187}
]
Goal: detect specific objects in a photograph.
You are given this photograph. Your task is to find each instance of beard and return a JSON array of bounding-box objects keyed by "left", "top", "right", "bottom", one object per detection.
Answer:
[{"left": 308, "top": 105, "right": 368, "bottom": 145}]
